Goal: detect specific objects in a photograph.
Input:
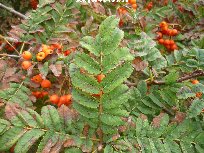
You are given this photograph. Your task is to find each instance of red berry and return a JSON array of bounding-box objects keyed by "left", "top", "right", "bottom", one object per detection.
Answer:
[
  {"left": 41, "top": 79, "right": 51, "bottom": 88},
  {"left": 96, "top": 74, "right": 105, "bottom": 83},
  {"left": 49, "top": 94, "right": 59, "bottom": 104}
]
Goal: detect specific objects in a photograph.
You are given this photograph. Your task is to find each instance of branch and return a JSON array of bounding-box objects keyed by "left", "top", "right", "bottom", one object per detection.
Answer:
[
  {"left": 0, "top": 35, "right": 19, "bottom": 43},
  {"left": 0, "top": 3, "right": 27, "bottom": 19},
  {"left": 0, "top": 54, "right": 20, "bottom": 58},
  {"left": 150, "top": 70, "right": 204, "bottom": 85},
  {"left": 126, "top": 70, "right": 204, "bottom": 86}
]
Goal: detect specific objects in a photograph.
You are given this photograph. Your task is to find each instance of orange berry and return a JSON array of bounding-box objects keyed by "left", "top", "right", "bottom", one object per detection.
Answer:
[
  {"left": 196, "top": 92, "right": 202, "bottom": 98},
  {"left": 146, "top": 2, "right": 153, "bottom": 10},
  {"left": 159, "top": 21, "right": 168, "bottom": 28},
  {"left": 64, "top": 94, "right": 72, "bottom": 105},
  {"left": 170, "top": 44, "right": 178, "bottom": 50},
  {"left": 36, "top": 52, "right": 46, "bottom": 61},
  {"left": 31, "top": 74, "right": 43, "bottom": 84},
  {"left": 41, "top": 91, "right": 48, "bottom": 97},
  {"left": 161, "top": 26, "right": 168, "bottom": 34},
  {"left": 49, "top": 94, "right": 59, "bottom": 104},
  {"left": 58, "top": 94, "right": 72, "bottom": 107},
  {"left": 128, "top": 0, "right": 136, "bottom": 4},
  {"left": 50, "top": 43, "right": 62, "bottom": 50},
  {"left": 164, "top": 39, "right": 171, "bottom": 45},
  {"left": 166, "top": 45, "right": 171, "bottom": 50},
  {"left": 171, "top": 29, "right": 178, "bottom": 36},
  {"left": 97, "top": 74, "right": 105, "bottom": 83},
  {"left": 118, "top": 7, "right": 127, "bottom": 14},
  {"left": 132, "top": 3, "right": 137, "bottom": 9},
  {"left": 32, "top": 91, "right": 42, "bottom": 99},
  {"left": 191, "top": 80, "right": 199, "bottom": 84},
  {"left": 64, "top": 50, "right": 71, "bottom": 56},
  {"left": 42, "top": 44, "right": 53, "bottom": 56},
  {"left": 156, "top": 32, "right": 163, "bottom": 39},
  {"left": 22, "top": 51, "right": 32, "bottom": 60},
  {"left": 158, "top": 39, "right": 164, "bottom": 44},
  {"left": 169, "top": 40, "right": 175, "bottom": 45},
  {"left": 21, "top": 61, "right": 32, "bottom": 70},
  {"left": 41, "top": 79, "right": 51, "bottom": 88}
]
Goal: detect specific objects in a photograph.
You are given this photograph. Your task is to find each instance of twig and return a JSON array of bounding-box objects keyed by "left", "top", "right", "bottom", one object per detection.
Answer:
[
  {"left": 0, "top": 36, "right": 19, "bottom": 43},
  {"left": 0, "top": 3, "right": 27, "bottom": 19},
  {"left": 126, "top": 70, "right": 204, "bottom": 86},
  {"left": 150, "top": 70, "right": 204, "bottom": 85},
  {"left": 0, "top": 35, "right": 20, "bottom": 55},
  {"left": 0, "top": 53, "right": 20, "bottom": 58}
]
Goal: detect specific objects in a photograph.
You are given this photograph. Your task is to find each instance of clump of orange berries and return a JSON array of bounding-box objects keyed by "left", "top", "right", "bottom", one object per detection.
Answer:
[
  {"left": 32, "top": 91, "right": 48, "bottom": 99},
  {"left": 157, "top": 21, "right": 179, "bottom": 52},
  {"left": 21, "top": 51, "right": 32, "bottom": 70},
  {"left": 128, "top": 0, "right": 137, "bottom": 11},
  {"left": 49, "top": 94, "right": 72, "bottom": 107}
]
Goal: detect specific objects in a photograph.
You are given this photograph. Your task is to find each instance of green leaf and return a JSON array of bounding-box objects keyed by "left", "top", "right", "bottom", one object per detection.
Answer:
[
  {"left": 39, "top": 62, "right": 49, "bottom": 78},
  {"left": 73, "top": 102, "right": 98, "bottom": 119},
  {"left": 14, "top": 129, "right": 44, "bottom": 153},
  {"left": 74, "top": 52, "right": 100, "bottom": 75},
  {"left": 102, "top": 47, "right": 134, "bottom": 74},
  {"left": 41, "top": 105, "right": 62, "bottom": 132},
  {"left": 104, "top": 145, "right": 114, "bottom": 153},
  {"left": 164, "top": 71, "right": 179, "bottom": 84},
  {"left": 39, "top": 0, "right": 55, "bottom": 7},
  {"left": 101, "top": 114, "right": 123, "bottom": 126},
  {"left": 102, "top": 62, "right": 133, "bottom": 93},
  {"left": 137, "top": 80, "right": 147, "bottom": 96},
  {"left": 0, "top": 127, "right": 26, "bottom": 151},
  {"left": 80, "top": 36, "right": 100, "bottom": 56},
  {"left": 187, "top": 99, "right": 204, "bottom": 118},
  {"left": 65, "top": 147, "right": 83, "bottom": 153},
  {"left": 186, "top": 59, "right": 198, "bottom": 68},
  {"left": 70, "top": 69, "right": 101, "bottom": 94},
  {"left": 72, "top": 88, "right": 99, "bottom": 109}
]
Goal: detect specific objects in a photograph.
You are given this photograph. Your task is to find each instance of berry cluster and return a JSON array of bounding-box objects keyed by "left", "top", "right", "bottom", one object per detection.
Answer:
[
  {"left": 49, "top": 94, "right": 72, "bottom": 107},
  {"left": 157, "top": 21, "right": 179, "bottom": 52},
  {"left": 32, "top": 91, "right": 48, "bottom": 99},
  {"left": 128, "top": 0, "right": 137, "bottom": 10}
]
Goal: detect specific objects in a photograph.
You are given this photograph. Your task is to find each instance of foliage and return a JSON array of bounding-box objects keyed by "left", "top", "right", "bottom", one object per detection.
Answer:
[{"left": 0, "top": 0, "right": 204, "bottom": 152}]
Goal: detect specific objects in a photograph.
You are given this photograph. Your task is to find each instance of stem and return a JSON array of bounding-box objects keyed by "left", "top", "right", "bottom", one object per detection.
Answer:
[
  {"left": 150, "top": 70, "right": 204, "bottom": 85},
  {"left": 0, "top": 53, "right": 20, "bottom": 58},
  {"left": 0, "top": 35, "right": 20, "bottom": 55},
  {"left": 0, "top": 3, "right": 27, "bottom": 19},
  {"left": 126, "top": 70, "right": 204, "bottom": 87},
  {"left": 149, "top": 67, "right": 154, "bottom": 82}
]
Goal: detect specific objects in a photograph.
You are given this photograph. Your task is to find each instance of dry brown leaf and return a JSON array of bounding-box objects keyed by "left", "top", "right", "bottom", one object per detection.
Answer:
[
  {"left": 49, "top": 62, "right": 63, "bottom": 77},
  {"left": 152, "top": 112, "right": 166, "bottom": 127}
]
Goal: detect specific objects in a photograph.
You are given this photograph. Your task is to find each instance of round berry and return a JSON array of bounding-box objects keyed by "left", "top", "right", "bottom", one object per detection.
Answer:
[{"left": 41, "top": 79, "right": 51, "bottom": 88}]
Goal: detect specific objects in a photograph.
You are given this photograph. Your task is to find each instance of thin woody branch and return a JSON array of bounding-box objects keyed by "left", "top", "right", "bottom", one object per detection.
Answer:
[
  {"left": 126, "top": 70, "right": 204, "bottom": 86},
  {"left": 0, "top": 3, "right": 27, "bottom": 19},
  {"left": 150, "top": 70, "right": 204, "bottom": 85}
]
